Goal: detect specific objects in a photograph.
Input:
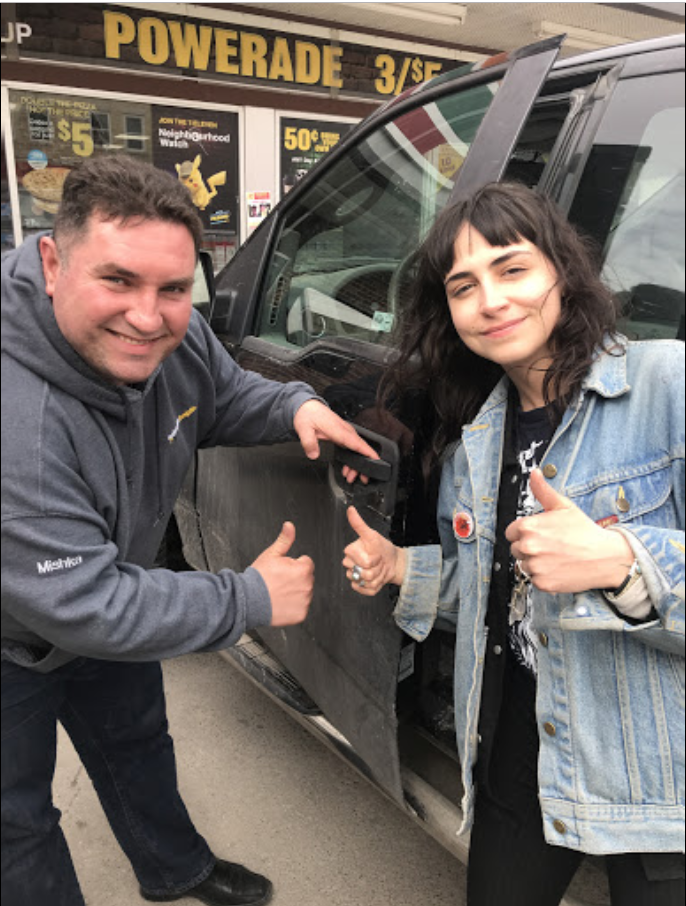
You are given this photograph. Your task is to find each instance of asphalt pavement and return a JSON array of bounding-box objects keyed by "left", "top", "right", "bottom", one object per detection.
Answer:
[{"left": 55, "top": 651, "right": 467, "bottom": 906}]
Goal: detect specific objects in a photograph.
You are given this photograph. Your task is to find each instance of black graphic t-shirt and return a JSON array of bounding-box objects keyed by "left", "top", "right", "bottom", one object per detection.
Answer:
[
  {"left": 474, "top": 394, "right": 557, "bottom": 806},
  {"left": 507, "top": 406, "right": 555, "bottom": 675}
]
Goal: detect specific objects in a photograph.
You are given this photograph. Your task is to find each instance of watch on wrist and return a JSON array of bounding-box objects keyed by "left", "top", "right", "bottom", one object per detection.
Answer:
[{"left": 603, "top": 559, "right": 642, "bottom": 602}]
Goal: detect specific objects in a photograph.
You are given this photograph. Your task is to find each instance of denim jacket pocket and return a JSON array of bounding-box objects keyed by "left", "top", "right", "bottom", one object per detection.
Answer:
[{"left": 567, "top": 462, "right": 672, "bottom": 527}]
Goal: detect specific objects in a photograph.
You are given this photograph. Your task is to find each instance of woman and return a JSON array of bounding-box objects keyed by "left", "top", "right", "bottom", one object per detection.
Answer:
[{"left": 342, "top": 183, "right": 684, "bottom": 906}]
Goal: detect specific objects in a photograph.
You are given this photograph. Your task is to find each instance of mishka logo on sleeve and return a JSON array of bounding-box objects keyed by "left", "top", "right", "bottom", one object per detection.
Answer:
[
  {"left": 168, "top": 406, "right": 198, "bottom": 443},
  {"left": 36, "top": 555, "right": 83, "bottom": 575}
]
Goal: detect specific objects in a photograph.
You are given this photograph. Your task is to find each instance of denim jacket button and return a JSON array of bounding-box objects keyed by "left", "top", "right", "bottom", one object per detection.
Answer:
[
  {"left": 543, "top": 721, "right": 557, "bottom": 737},
  {"left": 542, "top": 463, "right": 558, "bottom": 479},
  {"left": 553, "top": 819, "right": 567, "bottom": 835},
  {"left": 539, "top": 632, "right": 549, "bottom": 648}
]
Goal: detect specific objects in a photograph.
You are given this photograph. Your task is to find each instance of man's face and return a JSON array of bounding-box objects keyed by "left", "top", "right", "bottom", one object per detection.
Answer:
[{"left": 40, "top": 214, "right": 197, "bottom": 386}]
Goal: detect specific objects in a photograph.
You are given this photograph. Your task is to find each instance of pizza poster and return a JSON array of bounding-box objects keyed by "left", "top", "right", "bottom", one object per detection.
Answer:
[
  {"left": 9, "top": 89, "right": 126, "bottom": 235},
  {"left": 151, "top": 106, "right": 239, "bottom": 241},
  {"left": 280, "top": 117, "right": 355, "bottom": 197}
]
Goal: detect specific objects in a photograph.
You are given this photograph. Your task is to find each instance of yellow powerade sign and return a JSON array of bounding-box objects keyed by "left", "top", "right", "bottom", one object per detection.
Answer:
[
  {"left": 104, "top": 10, "right": 345, "bottom": 87},
  {"left": 102, "top": 9, "right": 456, "bottom": 97}
]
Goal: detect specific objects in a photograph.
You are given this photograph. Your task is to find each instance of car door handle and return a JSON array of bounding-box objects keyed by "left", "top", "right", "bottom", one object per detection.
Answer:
[{"left": 334, "top": 447, "right": 392, "bottom": 483}]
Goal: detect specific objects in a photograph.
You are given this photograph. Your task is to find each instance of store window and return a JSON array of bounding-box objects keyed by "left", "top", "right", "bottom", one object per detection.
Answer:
[
  {"left": 90, "top": 111, "right": 112, "bottom": 148},
  {"left": 7, "top": 89, "right": 241, "bottom": 271},
  {"left": 124, "top": 115, "right": 145, "bottom": 152}
]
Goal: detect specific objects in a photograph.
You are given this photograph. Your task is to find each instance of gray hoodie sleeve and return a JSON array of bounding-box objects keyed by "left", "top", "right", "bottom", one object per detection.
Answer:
[
  {"left": 190, "top": 312, "right": 322, "bottom": 449},
  {"left": 1, "top": 436, "right": 274, "bottom": 667},
  {"left": 1, "top": 246, "right": 320, "bottom": 671}
]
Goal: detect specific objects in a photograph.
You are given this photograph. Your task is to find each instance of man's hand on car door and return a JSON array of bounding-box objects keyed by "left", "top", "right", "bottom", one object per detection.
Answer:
[
  {"left": 251, "top": 522, "right": 314, "bottom": 625},
  {"left": 293, "top": 399, "right": 378, "bottom": 482}
]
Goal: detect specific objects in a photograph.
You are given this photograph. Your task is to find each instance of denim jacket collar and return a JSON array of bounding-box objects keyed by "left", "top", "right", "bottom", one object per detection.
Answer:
[{"left": 472, "top": 337, "right": 631, "bottom": 425}]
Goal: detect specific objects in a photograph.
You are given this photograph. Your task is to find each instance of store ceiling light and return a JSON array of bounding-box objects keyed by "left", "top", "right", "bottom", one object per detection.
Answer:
[
  {"left": 357, "top": 3, "right": 467, "bottom": 28},
  {"left": 537, "top": 20, "right": 633, "bottom": 51}
]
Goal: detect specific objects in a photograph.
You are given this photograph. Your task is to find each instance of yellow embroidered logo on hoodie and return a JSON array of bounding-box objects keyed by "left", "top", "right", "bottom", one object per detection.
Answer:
[{"left": 167, "top": 406, "right": 197, "bottom": 443}]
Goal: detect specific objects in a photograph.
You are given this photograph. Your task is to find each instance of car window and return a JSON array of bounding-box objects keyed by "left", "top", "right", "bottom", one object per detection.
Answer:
[
  {"left": 569, "top": 72, "right": 685, "bottom": 340},
  {"left": 502, "top": 95, "right": 574, "bottom": 189},
  {"left": 255, "top": 81, "right": 500, "bottom": 349}
]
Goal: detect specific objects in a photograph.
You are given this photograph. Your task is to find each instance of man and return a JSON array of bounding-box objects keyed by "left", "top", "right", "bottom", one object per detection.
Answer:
[{"left": 1, "top": 155, "right": 377, "bottom": 906}]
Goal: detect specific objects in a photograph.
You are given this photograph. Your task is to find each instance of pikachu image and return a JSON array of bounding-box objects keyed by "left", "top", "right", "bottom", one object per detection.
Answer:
[{"left": 176, "top": 155, "right": 227, "bottom": 211}]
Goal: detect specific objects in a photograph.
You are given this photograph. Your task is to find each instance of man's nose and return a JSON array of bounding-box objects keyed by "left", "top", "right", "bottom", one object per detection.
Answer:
[{"left": 124, "top": 293, "right": 164, "bottom": 334}]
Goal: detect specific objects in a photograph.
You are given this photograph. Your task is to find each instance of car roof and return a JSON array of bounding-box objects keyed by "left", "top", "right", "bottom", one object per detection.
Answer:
[{"left": 552, "top": 31, "right": 684, "bottom": 71}]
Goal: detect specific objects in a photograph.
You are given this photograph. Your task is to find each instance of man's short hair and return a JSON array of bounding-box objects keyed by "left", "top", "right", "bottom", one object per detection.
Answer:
[{"left": 54, "top": 155, "right": 204, "bottom": 256}]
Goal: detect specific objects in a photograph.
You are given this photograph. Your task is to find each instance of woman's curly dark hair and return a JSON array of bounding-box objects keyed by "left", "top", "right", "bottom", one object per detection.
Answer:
[{"left": 381, "top": 182, "right": 621, "bottom": 470}]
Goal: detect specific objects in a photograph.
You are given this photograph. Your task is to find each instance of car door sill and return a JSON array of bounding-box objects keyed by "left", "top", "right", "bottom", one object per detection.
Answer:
[{"left": 218, "top": 641, "right": 606, "bottom": 906}]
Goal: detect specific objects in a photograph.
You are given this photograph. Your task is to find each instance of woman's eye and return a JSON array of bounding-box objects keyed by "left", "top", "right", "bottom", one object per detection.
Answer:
[{"left": 451, "top": 283, "right": 474, "bottom": 299}]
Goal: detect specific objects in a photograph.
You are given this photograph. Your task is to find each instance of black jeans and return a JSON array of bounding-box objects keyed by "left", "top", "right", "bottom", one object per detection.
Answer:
[
  {"left": 468, "top": 789, "right": 685, "bottom": 906},
  {"left": 1, "top": 657, "right": 214, "bottom": 906},
  {"left": 468, "top": 661, "right": 684, "bottom": 906}
]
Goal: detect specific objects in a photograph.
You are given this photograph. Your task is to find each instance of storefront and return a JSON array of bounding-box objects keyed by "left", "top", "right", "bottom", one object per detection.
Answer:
[{"left": 1, "top": 3, "right": 482, "bottom": 268}]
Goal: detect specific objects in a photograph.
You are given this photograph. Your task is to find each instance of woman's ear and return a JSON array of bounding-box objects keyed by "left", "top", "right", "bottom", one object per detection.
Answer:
[{"left": 39, "top": 235, "right": 62, "bottom": 297}]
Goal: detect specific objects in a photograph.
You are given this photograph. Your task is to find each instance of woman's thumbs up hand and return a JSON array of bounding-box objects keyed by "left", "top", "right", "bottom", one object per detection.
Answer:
[
  {"left": 342, "top": 507, "right": 407, "bottom": 596},
  {"left": 505, "top": 469, "right": 634, "bottom": 594}
]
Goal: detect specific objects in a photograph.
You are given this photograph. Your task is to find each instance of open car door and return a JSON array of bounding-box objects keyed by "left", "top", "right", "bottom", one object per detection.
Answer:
[{"left": 185, "top": 37, "right": 563, "bottom": 803}]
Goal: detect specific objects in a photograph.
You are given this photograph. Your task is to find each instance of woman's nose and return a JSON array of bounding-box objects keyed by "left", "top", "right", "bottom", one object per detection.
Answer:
[{"left": 479, "top": 282, "right": 509, "bottom": 313}]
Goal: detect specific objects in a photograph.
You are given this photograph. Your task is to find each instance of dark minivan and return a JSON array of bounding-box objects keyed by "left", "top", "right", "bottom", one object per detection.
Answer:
[{"left": 173, "top": 34, "right": 685, "bottom": 906}]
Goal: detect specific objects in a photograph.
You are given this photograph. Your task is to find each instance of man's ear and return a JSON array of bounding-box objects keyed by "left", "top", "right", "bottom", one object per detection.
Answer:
[{"left": 39, "top": 235, "right": 62, "bottom": 297}]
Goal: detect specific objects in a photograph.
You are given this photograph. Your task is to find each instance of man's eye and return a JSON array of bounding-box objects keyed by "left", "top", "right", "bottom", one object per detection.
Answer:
[{"left": 103, "top": 275, "right": 127, "bottom": 286}]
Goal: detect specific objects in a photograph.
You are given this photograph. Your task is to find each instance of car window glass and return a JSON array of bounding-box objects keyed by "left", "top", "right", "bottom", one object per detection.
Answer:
[
  {"left": 569, "top": 72, "right": 685, "bottom": 340},
  {"left": 256, "top": 80, "right": 500, "bottom": 349},
  {"left": 502, "top": 96, "right": 573, "bottom": 188}
]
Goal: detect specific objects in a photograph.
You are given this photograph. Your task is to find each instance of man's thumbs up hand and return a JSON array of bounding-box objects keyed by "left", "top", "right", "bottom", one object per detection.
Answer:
[
  {"left": 342, "top": 507, "right": 407, "bottom": 596},
  {"left": 264, "top": 521, "right": 297, "bottom": 557},
  {"left": 505, "top": 469, "right": 634, "bottom": 594},
  {"left": 251, "top": 522, "right": 314, "bottom": 626}
]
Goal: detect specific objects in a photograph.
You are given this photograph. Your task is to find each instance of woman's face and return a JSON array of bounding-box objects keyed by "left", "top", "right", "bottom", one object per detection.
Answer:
[{"left": 444, "top": 224, "right": 563, "bottom": 387}]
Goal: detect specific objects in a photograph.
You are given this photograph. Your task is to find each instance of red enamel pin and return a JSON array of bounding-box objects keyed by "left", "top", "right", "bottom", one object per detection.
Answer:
[{"left": 453, "top": 510, "right": 474, "bottom": 540}]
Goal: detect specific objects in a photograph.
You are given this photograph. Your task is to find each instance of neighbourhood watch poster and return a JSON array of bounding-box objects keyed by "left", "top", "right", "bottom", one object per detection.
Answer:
[{"left": 152, "top": 106, "right": 239, "bottom": 259}]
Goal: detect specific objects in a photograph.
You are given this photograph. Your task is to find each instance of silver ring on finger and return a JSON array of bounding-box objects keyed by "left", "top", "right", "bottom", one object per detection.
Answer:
[
  {"left": 358, "top": 578, "right": 366, "bottom": 588},
  {"left": 515, "top": 559, "right": 531, "bottom": 581},
  {"left": 351, "top": 565, "right": 362, "bottom": 583}
]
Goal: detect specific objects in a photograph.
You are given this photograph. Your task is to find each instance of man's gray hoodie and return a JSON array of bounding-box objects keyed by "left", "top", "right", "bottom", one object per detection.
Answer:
[{"left": 1, "top": 235, "right": 318, "bottom": 672}]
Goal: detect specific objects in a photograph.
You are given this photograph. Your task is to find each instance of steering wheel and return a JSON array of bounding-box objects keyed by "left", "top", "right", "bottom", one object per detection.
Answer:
[{"left": 387, "top": 251, "right": 419, "bottom": 315}]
